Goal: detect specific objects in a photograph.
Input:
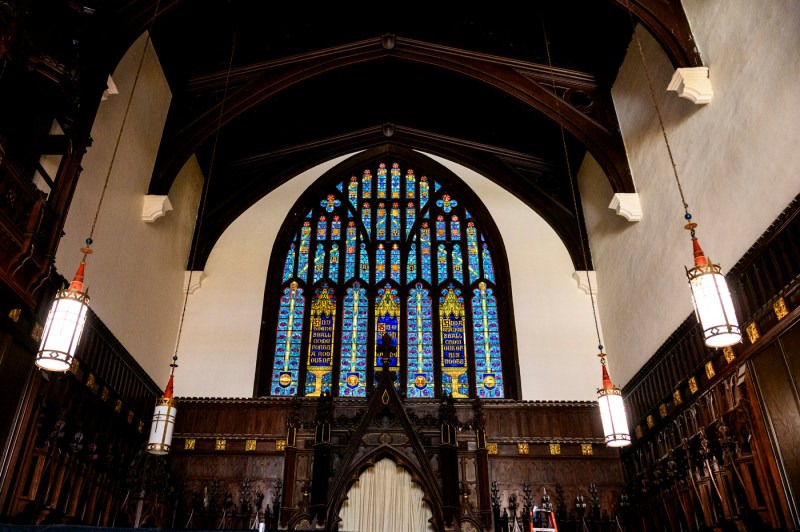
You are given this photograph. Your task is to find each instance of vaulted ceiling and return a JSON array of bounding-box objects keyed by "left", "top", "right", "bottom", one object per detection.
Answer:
[{"left": 102, "top": 1, "right": 700, "bottom": 269}]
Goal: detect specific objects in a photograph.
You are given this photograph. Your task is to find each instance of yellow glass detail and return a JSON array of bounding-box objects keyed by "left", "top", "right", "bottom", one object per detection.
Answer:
[
  {"left": 307, "top": 287, "right": 336, "bottom": 397},
  {"left": 774, "top": 297, "right": 788, "bottom": 320}
]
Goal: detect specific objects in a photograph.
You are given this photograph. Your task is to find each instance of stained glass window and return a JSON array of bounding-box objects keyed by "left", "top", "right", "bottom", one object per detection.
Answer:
[
  {"left": 271, "top": 282, "right": 305, "bottom": 396},
  {"left": 340, "top": 283, "right": 368, "bottom": 396},
  {"left": 268, "top": 161, "right": 508, "bottom": 399},
  {"left": 407, "top": 283, "right": 434, "bottom": 397},
  {"left": 473, "top": 282, "right": 504, "bottom": 397},
  {"left": 305, "top": 285, "right": 336, "bottom": 396}
]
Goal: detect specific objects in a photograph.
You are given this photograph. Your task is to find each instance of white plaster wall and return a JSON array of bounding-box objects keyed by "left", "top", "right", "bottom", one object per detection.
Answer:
[
  {"left": 175, "top": 155, "right": 353, "bottom": 397},
  {"left": 581, "top": 1, "right": 800, "bottom": 386},
  {"left": 177, "top": 152, "right": 602, "bottom": 400},
  {"left": 55, "top": 33, "right": 203, "bottom": 382}
]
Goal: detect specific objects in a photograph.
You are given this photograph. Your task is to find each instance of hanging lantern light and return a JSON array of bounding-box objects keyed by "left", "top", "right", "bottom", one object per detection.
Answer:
[
  {"left": 596, "top": 353, "right": 631, "bottom": 447},
  {"left": 685, "top": 224, "right": 741, "bottom": 348},
  {"left": 146, "top": 362, "right": 177, "bottom": 455},
  {"left": 35, "top": 243, "right": 92, "bottom": 372}
]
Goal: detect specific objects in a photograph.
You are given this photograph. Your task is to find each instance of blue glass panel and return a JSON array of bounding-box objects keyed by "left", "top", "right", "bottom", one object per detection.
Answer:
[
  {"left": 437, "top": 244, "right": 448, "bottom": 285},
  {"left": 313, "top": 243, "right": 325, "bottom": 284},
  {"left": 359, "top": 242, "right": 369, "bottom": 282},
  {"left": 282, "top": 243, "right": 296, "bottom": 282},
  {"left": 467, "top": 222, "right": 480, "bottom": 285},
  {"left": 376, "top": 203, "right": 386, "bottom": 240},
  {"left": 436, "top": 194, "right": 458, "bottom": 213},
  {"left": 390, "top": 202, "right": 400, "bottom": 240},
  {"left": 317, "top": 215, "right": 327, "bottom": 240},
  {"left": 450, "top": 215, "right": 460, "bottom": 239},
  {"left": 421, "top": 222, "right": 432, "bottom": 283},
  {"left": 390, "top": 162, "right": 401, "bottom": 198},
  {"left": 329, "top": 243, "right": 340, "bottom": 281},
  {"left": 348, "top": 176, "right": 359, "bottom": 208},
  {"left": 376, "top": 244, "right": 386, "bottom": 281},
  {"left": 472, "top": 283, "right": 504, "bottom": 398},
  {"left": 336, "top": 182, "right": 343, "bottom": 192},
  {"left": 345, "top": 221, "right": 357, "bottom": 282},
  {"left": 390, "top": 243, "right": 400, "bottom": 284},
  {"left": 375, "top": 284, "right": 401, "bottom": 387},
  {"left": 377, "top": 163, "right": 387, "bottom": 199},
  {"left": 362, "top": 169, "right": 372, "bottom": 199},
  {"left": 482, "top": 243, "right": 495, "bottom": 283},
  {"left": 434, "top": 181, "right": 441, "bottom": 192},
  {"left": 440, "top": 285, "right": 468, "bottom": 397},
  {"left": 271, "top": 283, "right": 305, "bottom": 396},
  {"left": 406, "top": 169, "right": 416, "bottom": 198},
  {"left": 436, "top": 216, "right": 446, "bottom": 241},
  {"left": 339, "top": 283, "right": 368, "bottom": 397},
  {"left": 331, "top": 215, "right": 341, "bottom": 240},
  {"left": 407, "top": 240, "right": 417, "bottom": 281},
  {"left": 405, "top": 202, "right": 415, "bottom": 238},
  {"left": 420, "top": 176, "right": 429, "bottom": 209},
  {"left": 452, "top": 243, "right": 464, "bottom": 284},
  {"left": 407, "top": 283, "right": 434, "bottom": 397},
  {"left": 320, "top": 194, "right": 341, "bottom": 213},
  {"left": 362, "top": 203, "right": 372, "bottom": 240},
  {"left": 297, "top": 221, "right": 311, "bottom": 282}
]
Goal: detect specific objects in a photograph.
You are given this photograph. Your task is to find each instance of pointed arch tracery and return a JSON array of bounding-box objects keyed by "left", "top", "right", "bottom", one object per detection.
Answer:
[{"left": 257, "top": 151, "right": 518, "bottom": 399}]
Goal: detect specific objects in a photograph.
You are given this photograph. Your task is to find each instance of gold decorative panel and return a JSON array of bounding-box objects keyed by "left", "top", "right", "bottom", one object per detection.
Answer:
[
  {"left": 246, "top": 439, "right": 257, "bottom": 451},
  {"left": 126, "top": 411, "right": 134, "bottom": 424},
  {"left": 774, "top": 297, "right": 788, "bottom": 320},
  {"left": 100, "top": 387, "right": 109, "bottom": 401},
  {"left": 673, "top": 390, "right": 682, "bottom": 406},
  {"left": 688, "top": 376, "right": 698, "bottom": 394},
  {"left": 8, "top": 308, "right": 21, "bottom": 322},
  {"left": 646, "top": 415, "right": 655, "bottom": 429},
  {"left": 549, "top": 443, "right": 561, "bottom": 455},
  {"left": 184, "top": 438, "right": 196, "bottom": 450},
  {"left": 581, "top": 443, "right": 593, "bottom": 456},
  {"left": 137, "top": 421, "right": 144, "bottom": 433},
  {"left": 659, "top": 403, "right": 668, "bottom": 419},
  {"left": 30, "top": 322, "right": 43, "bottom": 342},
  {"left": 69, "top": 358, "right": 80, "bottom": 374},
  {"left": 215, "top": 439, "right": 227, "bottom": 451},
  {"left": 723, "top": 346, "right": 735, "bottom": 364},
  {"left": 86, "top": 373, "right": 96, "bottom": 389},
  {"left": 635, "top": 425, "right": 643, "bottom": 439},
  {"left": 115, "top": 399, "right": 123, "bottom": 413},
  {"left": 276, "top": 439, "right": 286, "bottom": 451},
  {"left": 517, "top": 443, "right": 529, "bottom": 455},
  {"left": 487, "top": 442, "right": 498, "bottom": 455},
  {"left": 746, "top": 322, "right": 760, "bottom": 344},
  {"left": 705, "top": 361, "right": 716, "bottom": 380}
]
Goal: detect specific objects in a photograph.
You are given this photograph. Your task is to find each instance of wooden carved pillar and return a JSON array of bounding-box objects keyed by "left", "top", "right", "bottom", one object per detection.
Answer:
[
  {"left": 280, "top": 399, "right": 301, "bottom": 528},
  {"left": 473, "top": 399, "right": 491, "bottom": 529},
  {"left": 309, "top": 392, "right": 332, "bottom": 525},
  {"left": 439, "top": 394, "right": 459, "bottom": 526}
]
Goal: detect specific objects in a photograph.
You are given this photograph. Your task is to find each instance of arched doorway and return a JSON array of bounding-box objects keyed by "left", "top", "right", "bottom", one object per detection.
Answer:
[{"left": 338, "top": 458, "right": 435, "bottom": 532}]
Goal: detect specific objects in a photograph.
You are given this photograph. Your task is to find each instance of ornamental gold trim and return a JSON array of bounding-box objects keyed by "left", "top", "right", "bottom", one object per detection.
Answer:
[
  {"left": 137, "top": 421, "right": 144, "bottom": 433},
  {"left": 549, "top": 443, "right": 561, "bottom": 455},
  {"left": 487, "top": 442, "right": 498, "bottom": 455},
  {"left": 517, "top": 443, "right": 529, "bottom": 455},
  {"left": 659, "top": 403, "right": 668, "bottom": 419},
  {"left": 115, "top": 399, "right": 123, "bottom": 413},
  {"left": 723, "top": 346, "right": 735, "bottom": 364},
  {"left": 276, "top": 439, "right": 286, "bottom": 451},
  {"left": 581, "top": 443, "right": 593, "bottom": 456},
  {"left": 746, "top": 322, "right": 760, "bottom": 344},
  {"left": 215, "top": 439, "right": 226, "bottom": 451},
  {"left": 688, "top": 376, "right": 698, "bottom": 394},
  {"left": 673, "top": 390, "right": 682, "bottom": 406},
  {"left": 774, "top": 297, "right": 788, "bottom": 320},
  {"left": 705, "top": 361, "right": 716, "bottom": 380},
  {"left": 646, "top": 415, "right": 655, "bottom": 429},
  {"left": 635, "top": 425, "right": 643, "bottom": 439},
  {"left": 246, "top": 439, "right": 257, "bottom": 451},
  {"left": 184, "top": 438, "right": 196, "bottom": 450},
  {"left": 126, "top": 411, "right": 134, "bottom": 424}
]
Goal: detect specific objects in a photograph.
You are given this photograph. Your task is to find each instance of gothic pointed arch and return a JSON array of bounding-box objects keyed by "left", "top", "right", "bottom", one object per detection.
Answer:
[{"left": 255, "top": 146, "right": 520, "bottom": 399}]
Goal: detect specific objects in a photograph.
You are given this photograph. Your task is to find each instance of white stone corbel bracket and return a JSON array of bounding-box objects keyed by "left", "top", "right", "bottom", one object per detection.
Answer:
[
  {"left": 667, "top": 67, "right": 713, "bottom": 105},
  {"left": 608, "top": 193, "right": 643, "bottom": 222},
  {"left": 573, "top": 270, "right": 598, "bottom": 297},
  {"left": 102, "top": 75, "right": 119, "bottom": 101},
  {"left": 183, "top": 270, "right": 205, "bottom": 294},
  {"left": 142, "top": 195, "right": 173, "bottom": 223}
]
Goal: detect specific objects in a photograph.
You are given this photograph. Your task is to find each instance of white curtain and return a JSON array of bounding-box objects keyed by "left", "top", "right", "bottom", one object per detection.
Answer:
[{"left": 338, "top": 458, "right": 435, "bottom": 532}]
